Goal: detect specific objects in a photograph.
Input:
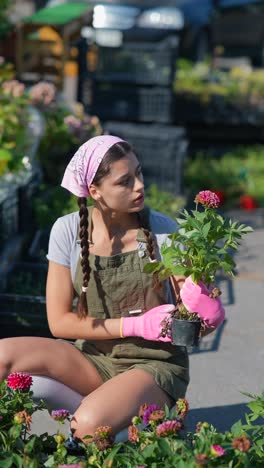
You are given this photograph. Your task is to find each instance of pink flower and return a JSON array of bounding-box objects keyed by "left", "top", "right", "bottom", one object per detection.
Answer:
[
  {"left": 128, "top": 425, "right": 139, "bottom": 443},
  {"left": 64, "top": 115, "right": 82, "bottom": 130},
  {"left": 232, "top": 435, "right": 251, "bottom": 452},
  {"left": 142, "top": 404, "right": 160, "bottom": 424},
  {"left": 7, "top": 372, "right": 33, "bottom": 391},
  {"left": 156, "top": 420, "right": 182, "bottom": 437},
  {"left": 194, "top": 190, "right": 220, "bottom": 208},
  {"left": 2, "top": 80, "right": 25, "bottom": 97},
  {"left": 51, "top": 409, "right": 70, "bottom": 422},
  {"left": 57, "top": 465, "right": 82, "bottom": 468},
  {"left": 29, "top": 82, "right": 56, "bottom": 105},
  {"left": 211, "top": 444, "right": 226, "bottom": 457}
]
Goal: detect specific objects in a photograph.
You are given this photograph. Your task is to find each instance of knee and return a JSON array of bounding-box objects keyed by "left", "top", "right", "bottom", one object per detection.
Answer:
[
  {"left": 0, "top": 339, "right": 13, "bottom": 379},
  {"left": 71, "top": 407, "right": 111, "bottom": 441}
]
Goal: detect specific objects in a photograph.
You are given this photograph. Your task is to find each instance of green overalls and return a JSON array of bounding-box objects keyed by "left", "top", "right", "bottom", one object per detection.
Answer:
[{"left": 74, "top": 206, "right": 189, "bottom": 404}]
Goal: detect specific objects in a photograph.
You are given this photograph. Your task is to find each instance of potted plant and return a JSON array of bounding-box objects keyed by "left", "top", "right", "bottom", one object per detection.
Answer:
[{"left": 144, "top": 190, "right": 253, "bottom": 347}]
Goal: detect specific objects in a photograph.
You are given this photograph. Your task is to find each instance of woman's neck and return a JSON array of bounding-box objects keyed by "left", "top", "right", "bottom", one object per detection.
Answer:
[{"left": 92, "top": 205, "right": 139, "bottom": 238}]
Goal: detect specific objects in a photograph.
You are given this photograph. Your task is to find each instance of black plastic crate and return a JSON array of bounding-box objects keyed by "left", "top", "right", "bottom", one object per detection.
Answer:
[
  {"left": 0, "top": 185, "right": 19, "bottom": 249},
  {"left": 17, "top": 171, "right": 40, "bottom": 233},
  {"left": 82, "top": 80, "right": 174, "bottom": 124},
  {"left": 104, "top": 122, "right": 187, "bottom": 194},
  {"left": 28, "top": 228, "right": 51, "bottom": 263},
  {"left": 0, "top": 293, "right": 51, "bottom": 338},
  {"left": 0, "top": 262, "right": 54, "bottom": 338},
  {"left": 92, "top": 40, "right": 177, "bottom": 86},
  {"left": 3, "top": 261, "right": 48, "bottom": 295}
]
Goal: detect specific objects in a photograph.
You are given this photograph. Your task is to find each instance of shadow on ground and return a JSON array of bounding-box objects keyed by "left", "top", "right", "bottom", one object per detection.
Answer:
[{"left": 185, "top": 402, "right": 250, "bottom": 433}]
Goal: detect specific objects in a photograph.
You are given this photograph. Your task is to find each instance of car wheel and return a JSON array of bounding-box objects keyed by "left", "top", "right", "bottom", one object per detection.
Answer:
[{"left": 192, "top": 30, "right": 211, "bottom": 63}]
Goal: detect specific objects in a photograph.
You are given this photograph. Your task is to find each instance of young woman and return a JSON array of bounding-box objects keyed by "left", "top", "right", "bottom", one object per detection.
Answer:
[{"left": 0, "top": 135, "right": 224, "bottom": 441}]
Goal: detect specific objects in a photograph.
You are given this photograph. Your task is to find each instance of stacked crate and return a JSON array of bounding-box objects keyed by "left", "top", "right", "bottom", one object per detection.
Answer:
[{"left": 78, "top": 37, "right": 188, "bottom": 194}]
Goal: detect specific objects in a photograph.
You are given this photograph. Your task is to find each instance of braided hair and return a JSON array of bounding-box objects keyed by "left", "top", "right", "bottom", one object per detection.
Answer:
[
  {"left": 140, "top": 212, "right": 160, "bottom": 290},
  {"left": 76, "top": 196, "right": 90, "bottom": 318}
]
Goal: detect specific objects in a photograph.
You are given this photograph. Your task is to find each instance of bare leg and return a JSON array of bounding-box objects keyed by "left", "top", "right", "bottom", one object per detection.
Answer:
[
  {"left": 71, "top": 368, "right": 179, "bottom": 440},
  {"left": 0, "top": 337, "right": 103, "bottom": 395}
]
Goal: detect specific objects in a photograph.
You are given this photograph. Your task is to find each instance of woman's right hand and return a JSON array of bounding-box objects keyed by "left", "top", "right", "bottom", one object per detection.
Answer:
[{"left": 121, "top": 304, "right": 176, "bottom": 342}]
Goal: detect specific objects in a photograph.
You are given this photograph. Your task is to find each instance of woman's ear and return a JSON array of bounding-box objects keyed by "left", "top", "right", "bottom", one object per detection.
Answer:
[{"left": 89, "top": 184, "right": 101, "bottom": 201}]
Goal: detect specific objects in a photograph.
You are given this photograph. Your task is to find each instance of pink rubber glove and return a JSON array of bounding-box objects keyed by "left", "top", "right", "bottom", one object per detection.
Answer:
[
  {"left": 121, "top": 304, "right": 176, "bottom": 342},
  {"left": 180, "top": 276, "right": 225, "bottom": 328}
]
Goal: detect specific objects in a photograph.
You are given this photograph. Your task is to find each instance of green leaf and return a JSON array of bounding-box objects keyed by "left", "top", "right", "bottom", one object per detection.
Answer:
[
  {"left": 220, "top": 262, "right": 233, "bottom": 273},
  {"left": 188, "top": 218, "right": 202, "bottom": 230},
  {"left": 231, "top": 420, "right": 243, "bottom": 436},
  {"left": 9, "top": 424, "right": 22, "bottom": 439},
  {"left": 202, "top": 221, "right": 211, "bottom": 238},
  {"left": 26, "top": 460, "right": 39, "bottom": 468},
  {"left": 158, "top": 268, "right": 172, "bottom": 281},
  {"left": 104, "top": 444, "right": 123, "bottom": 461},
  {"left": 240, "top": 226, "right": 254, "bottom": 233},
  {"left": 142, "top": 443, "right": 157, "bottom": 459},
  {"left": 0, "top": 457, "right": 13, "bottom": 468},
  {"left": 143, "top": 262, "right": 162, "bottom": 274},
  {"left": 0, "top": 148, "right": 12, "bottom": 161},
  {"left": 24, "top": 436, "right": 38, "bottom": 454},
  {"left": 164, "top": 403, "right": 170, "bottom": 419},
  {"left": 171, "top": 265, "right": 188, "bottom": 276},
  {"left": 157, "top": 437, "right": 172, "bottom": 455}
]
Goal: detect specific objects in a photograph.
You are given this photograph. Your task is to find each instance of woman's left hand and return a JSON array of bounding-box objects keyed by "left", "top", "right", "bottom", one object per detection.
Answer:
[{"left": 180, "top": 276, "right": 225, "bottom": 328}]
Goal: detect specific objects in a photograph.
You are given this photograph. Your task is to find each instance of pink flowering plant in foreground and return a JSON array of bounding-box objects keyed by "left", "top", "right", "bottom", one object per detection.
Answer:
[
  {"left": 144, "top": 190, "right": 253, "bottom": 325},
  {"left": 0, "top": 373, "right": 264, "bottom": 466}
]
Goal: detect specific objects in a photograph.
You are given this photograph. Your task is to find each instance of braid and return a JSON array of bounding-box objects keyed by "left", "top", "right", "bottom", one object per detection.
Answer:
[
  {"left": 142, "top": 228, "right": 156, "bottom": 261},
  {"left": 139, "top": 209, "right": 161, "bottom": 289},
  {"left": 76, "top": 197, "right": 90, "bottom": 318}
]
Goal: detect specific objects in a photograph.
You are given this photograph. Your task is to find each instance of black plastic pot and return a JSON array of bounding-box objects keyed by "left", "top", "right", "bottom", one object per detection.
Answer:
[{"left": 171, "top": 318, "right": 201, "bottom": 347}]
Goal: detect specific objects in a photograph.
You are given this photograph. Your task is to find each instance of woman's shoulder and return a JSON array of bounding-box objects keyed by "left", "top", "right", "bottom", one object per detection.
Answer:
[
  {"left": 47, "top": 211, "right": 79, "bottom": 267},
  {"left": 51, "top": 211, "right": 79, "bottom": 235},
  {"left": 149, "top": 209, "right": 177, "bottom": 235}
]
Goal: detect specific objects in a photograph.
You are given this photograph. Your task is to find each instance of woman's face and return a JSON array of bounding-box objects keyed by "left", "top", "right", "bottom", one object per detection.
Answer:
[{"left": 90, "top": 152, "right": 144, "bottom": 213}]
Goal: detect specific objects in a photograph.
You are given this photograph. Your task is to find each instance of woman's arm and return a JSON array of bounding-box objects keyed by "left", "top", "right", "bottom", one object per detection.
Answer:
[{"left": 46, "top": 261, "right": 120, "bottom": 340}]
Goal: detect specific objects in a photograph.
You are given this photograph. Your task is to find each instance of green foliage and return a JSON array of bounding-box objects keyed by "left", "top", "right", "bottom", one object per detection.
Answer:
[
  {"left": 0, "top": 66, "right": 102, "bottom": 181},
  {"left": 184, "top": 145, "right": 264, "bottom": 208},
  {"left": 1, "top": 374, "right": 264, "bottom": 467},
  {"left": 0, "top": 59, "right": 31, "bottom": 176},
  {"left": 144, "top": 184, "right": 185, "bottom": 219},
  {"left": 33, "top": 184, "right": 95, "bottom": 229},
  {"left": 0, "top": 0, "right": 12, "bottom": 38},
  {"left": 174, "top": 59, "right": 264, "bottom": 104},
  {"left": 144, "top": 194, "right": 253, "bottom": 287}
]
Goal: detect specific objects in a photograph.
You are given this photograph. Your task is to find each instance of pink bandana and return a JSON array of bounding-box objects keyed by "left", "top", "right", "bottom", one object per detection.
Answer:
[{"left": 61, "top": 135, "right": 126, "bottom": 197}]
